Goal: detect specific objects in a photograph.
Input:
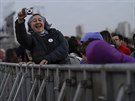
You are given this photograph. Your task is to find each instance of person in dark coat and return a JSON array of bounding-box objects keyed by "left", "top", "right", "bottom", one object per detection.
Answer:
[{"left": 15, "top": 8, "right": 70, "bottom": 64}]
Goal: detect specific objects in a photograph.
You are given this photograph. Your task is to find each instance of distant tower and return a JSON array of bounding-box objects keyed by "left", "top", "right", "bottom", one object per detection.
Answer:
[
  {"left": 116, "top": 21, "right": 131, "bottom": 38},
  {"left": 5, "top": 12, "right": 15, "bottom": 35},
  {"left": 76, "top": 25, "right": 84, "bottom": 39},
  {"left": 1, "top": 12, "right": 17, "bottom": 49}
]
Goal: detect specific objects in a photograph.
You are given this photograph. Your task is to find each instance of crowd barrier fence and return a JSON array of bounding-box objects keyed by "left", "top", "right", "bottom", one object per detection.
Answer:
[{"left": 0, "top": 62, "right": 135, "bottom": 101}]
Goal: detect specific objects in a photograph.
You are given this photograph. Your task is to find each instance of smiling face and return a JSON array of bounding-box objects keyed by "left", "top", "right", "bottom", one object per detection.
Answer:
[{"left": 30, "top": 15, "right": 45, "bottom": 33}]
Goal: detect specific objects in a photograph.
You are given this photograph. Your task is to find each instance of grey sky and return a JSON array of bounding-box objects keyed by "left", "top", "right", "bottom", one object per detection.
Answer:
[{"left": 0, "top": 0, "right": 135, "bottom": 36}]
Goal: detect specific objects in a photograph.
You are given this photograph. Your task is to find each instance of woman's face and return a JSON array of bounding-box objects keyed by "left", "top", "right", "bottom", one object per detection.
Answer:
[{"left": 30, "top": 15, "right": 45, "bottom": 33}]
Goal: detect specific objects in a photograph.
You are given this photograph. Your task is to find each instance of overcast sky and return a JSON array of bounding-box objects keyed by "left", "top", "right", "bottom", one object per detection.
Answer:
[{"left": 0, "top": 0, "right": 135, "bottom": 36}]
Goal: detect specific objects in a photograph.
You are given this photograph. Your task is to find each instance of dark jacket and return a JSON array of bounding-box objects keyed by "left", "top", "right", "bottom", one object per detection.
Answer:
[{"left": 15, "top": 20, "right": 70, "bottom": 64}]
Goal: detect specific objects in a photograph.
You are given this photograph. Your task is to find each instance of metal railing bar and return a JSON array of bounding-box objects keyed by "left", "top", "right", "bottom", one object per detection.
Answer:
[
  {"left": 27, "top": 79, "right": 38, "bottom": 101},
  {"left": 13, "top": 72, "right": 28, "bottom": 101},
  {"left": 8, "top": 72, "right": 22, "bottom": 101},
  {"left": 35, "top": 78, "right": 47, "bottom": 101}
]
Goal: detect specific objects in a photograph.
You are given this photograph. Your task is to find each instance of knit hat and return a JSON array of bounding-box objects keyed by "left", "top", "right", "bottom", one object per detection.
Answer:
[
  {"left": 80, "top": 32, "right": 103, "bottom": 43},
  {"left": 27, "top": 13, "right": 51, "bottom": 32}
]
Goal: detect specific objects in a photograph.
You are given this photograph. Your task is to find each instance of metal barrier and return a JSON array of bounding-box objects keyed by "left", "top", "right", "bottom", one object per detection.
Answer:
[{"left": 0, "top": 62, "right": 135, "bottom": 101}]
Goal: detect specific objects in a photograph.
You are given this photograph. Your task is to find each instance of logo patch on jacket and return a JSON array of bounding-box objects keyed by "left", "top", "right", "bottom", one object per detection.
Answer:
[{"left": 48, "top": 38, "right": 53, "bottom": 42}]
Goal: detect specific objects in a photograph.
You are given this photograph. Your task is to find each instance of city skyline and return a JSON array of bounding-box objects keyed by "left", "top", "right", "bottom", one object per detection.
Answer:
[{"left": 0, "top": 0, "right": 135, "bottom": 36}]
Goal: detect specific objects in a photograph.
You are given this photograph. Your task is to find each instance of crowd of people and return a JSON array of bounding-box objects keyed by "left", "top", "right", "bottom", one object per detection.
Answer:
[{"left": 0, "top": 8, "right": 135, "bottom": 64}]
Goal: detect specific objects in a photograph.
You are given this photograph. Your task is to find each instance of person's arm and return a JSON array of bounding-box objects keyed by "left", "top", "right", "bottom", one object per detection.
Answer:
[{"left": 15, "top": 9, "right": 33, "bottom": 49}]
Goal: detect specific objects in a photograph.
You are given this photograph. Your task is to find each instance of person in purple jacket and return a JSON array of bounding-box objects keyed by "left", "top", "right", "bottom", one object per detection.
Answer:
[
  {"left": 80, "top": 32, "right": 135, "bottom": 64},
  {"left": 85, "top": 40, "right": 135, "bottom": 64}
]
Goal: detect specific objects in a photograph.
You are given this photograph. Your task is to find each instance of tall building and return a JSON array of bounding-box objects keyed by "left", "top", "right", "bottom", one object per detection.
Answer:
[
  {"left": 116, "top": 21, "right": 131, "bottom": 38},
  {"left": 76, "top": 25, "right": 84, "bottom": 39},
  {"left": 0, "top": 12, "right": 18, "bottom": 50}
]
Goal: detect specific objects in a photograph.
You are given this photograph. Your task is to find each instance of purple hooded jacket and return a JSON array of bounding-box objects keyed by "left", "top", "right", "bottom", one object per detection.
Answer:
[{"left": 86, "top": 40, "right": 135, "bottom": 64}]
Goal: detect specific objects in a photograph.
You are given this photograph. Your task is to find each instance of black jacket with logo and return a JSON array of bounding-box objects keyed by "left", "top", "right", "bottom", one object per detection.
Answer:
[{"left": 15, "top": 20, "right": 70, "bottom": 64}]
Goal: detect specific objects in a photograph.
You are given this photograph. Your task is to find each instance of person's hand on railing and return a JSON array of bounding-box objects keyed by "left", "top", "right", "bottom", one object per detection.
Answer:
[{"left": 40, "top": 59, "right": 48, "bottom": 65}]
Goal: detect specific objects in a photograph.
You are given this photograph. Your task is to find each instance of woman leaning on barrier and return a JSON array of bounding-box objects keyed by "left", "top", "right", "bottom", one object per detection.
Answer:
[{"left": 15, "top": 8, "right": 70, "bottom": 64}]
